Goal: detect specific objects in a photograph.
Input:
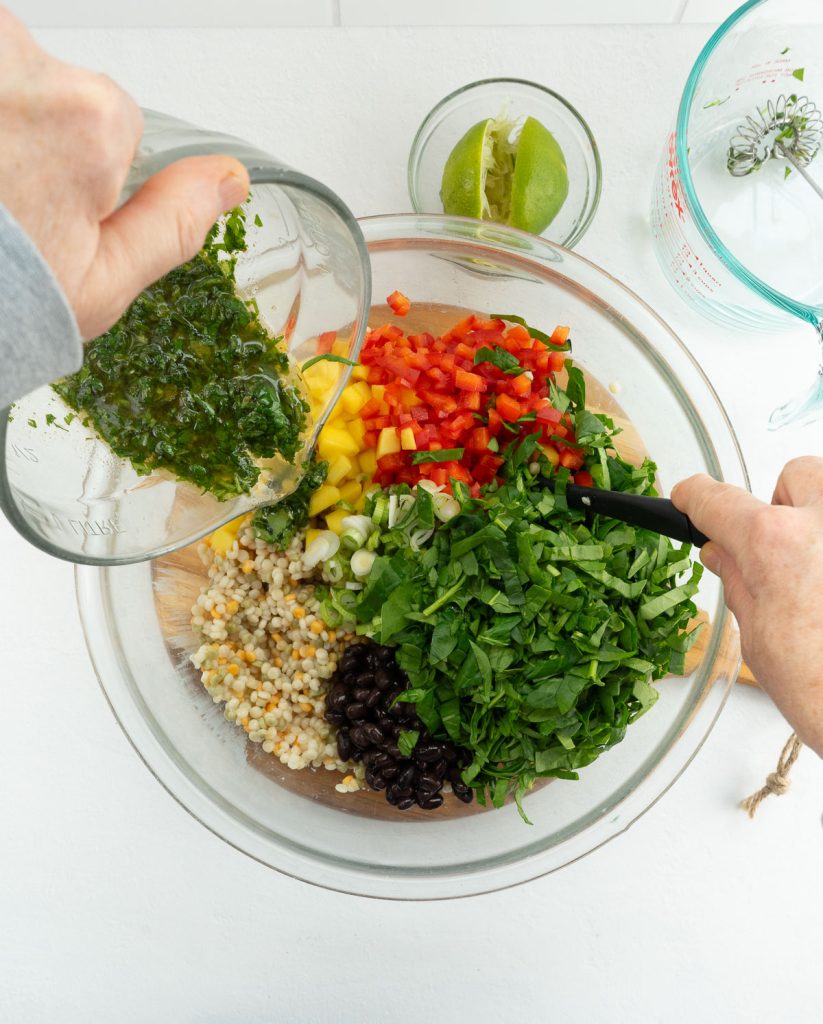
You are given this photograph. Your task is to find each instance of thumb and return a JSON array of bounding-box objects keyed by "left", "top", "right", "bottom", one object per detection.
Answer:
[
  {"left": 700, "top": 541, "right": 753, "bottom": 627},
  {"left": 77, "top": 155, "right": 250, "bottom": 338}
]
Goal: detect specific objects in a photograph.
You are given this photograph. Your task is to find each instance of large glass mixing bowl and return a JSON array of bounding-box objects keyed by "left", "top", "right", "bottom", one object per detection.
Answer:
[
  {"left": 76, "top": 214, "right": 747, "bottom": 900},
  {"left": 0, "top": 110, "right": 370, "bottom": 566}
]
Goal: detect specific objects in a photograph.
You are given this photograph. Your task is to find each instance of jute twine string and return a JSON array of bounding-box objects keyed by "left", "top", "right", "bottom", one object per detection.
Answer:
[{"left": 740, "top": 732, "right": 804, "bottom": 818}]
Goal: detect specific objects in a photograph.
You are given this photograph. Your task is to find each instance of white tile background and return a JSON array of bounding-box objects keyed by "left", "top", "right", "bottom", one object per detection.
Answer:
[{"left": 6, "top": 0, "right": 823, "bottom": 27}]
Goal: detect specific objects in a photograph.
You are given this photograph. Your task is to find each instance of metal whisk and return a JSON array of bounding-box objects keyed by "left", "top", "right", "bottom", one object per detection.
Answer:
[{"left": 727, "top": 93, "right": 823, "bottom": 200}]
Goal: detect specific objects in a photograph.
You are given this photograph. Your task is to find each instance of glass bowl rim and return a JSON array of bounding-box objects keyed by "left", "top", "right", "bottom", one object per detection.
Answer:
[{"left": 407, "top": 76, "right": 603, "bottom": 250}]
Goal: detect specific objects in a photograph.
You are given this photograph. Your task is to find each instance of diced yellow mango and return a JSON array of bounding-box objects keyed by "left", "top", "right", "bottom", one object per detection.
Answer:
[
  {"left": 302, "top": 361, "right": 340, "bottom": 398},
  {"left": 340, "top": 381, "right": 371, "bottom": 416},
  {"left": 376, "top": 427, "right": 401, "bottom": 460},
  {"left": 355, "top": 493, "right": 367, "bottom": 512},
  {"left": 325, "top": 508, "right": 350, "bottom": 534},
  {"left": 542, "top": 445, "right": 560, "bottom": 468},
  {"left": 208, "top": 515, "right": 245, "bottom": 557},
  {"left": 326, "top": 455, "right": 354, "bottom": 487},
  {"left": 400, "top": 426, "right": 416, "bottom": 451},
  {"left": 358, "top": 449, "right": 378, "bottom": 477},
  {"left": 398, "top": 387, "right": 421, "bottom": 408},
  {"left": 209, "top": 526, "right": 236, "bottom": 558},
  {"left": 317, "top": 426, "right": 360, "bottom": 461},
  {"left": 347, "top": 417, "right": 366, "bottom": 448},
  {"left": 352, "top": 365, "right": 369, "bottom": 381},
  {"left": 339, "top": 481, "right": 362, "bottom": 506},
  {"left": 332, "top": 338, "right": 349, "bottom": 357},
  {"left": 305, "top": 528, "right": 324, "bottom": 548},
  {"left": 370, "top": 384, "right": 385, "bottom": 402},
  {"left": 308, "top": 485, "right": 341, "bottom": 517}
]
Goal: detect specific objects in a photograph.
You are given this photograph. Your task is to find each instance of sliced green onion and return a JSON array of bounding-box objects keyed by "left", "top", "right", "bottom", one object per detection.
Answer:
[{"left": 351, "top": 549, "right": 377, "bottom": 578}]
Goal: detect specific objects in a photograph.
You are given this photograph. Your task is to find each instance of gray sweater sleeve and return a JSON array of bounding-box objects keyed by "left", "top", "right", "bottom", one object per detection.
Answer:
[{"left": 0, "top": 204, "right": 82, "bottom": 409}]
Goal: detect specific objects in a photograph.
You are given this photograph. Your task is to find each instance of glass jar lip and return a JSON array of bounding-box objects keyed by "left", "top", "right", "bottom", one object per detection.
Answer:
[
  {"left": 76, "top": 212, "right": 749, "bottom": 900},
  {"left": 675, "top": 0, "right": 821, "bottom": 326},
  {"left": 407, "top": 76, "right": 603, "bottom": 250}
]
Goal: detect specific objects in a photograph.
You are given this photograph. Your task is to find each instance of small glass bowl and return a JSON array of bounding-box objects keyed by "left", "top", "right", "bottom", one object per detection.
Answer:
[{"left": 408, "top": 78, "right": 602, "bottom": 249}]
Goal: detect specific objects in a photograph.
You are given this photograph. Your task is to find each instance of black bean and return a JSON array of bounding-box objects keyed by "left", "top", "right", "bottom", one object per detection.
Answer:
[
  {"left": 336, "top": 730, "right": 352, "bottom": 761},
  {"left": 327, "top": 684, "right": 349, "bottom": 710},
  {"left": 418, "top": 793, "right": 444, "bottom": 811},
  {"left": 365, "top": 689, "right": 383, "bottom": 709},
  {"left": 387, "top": 784, "right": 413, "bottom": 802},
  {"left": 345, "top": 702, "right": 368, "bottom": 721},
  {"left": 365, "top": 769, "right": 387, "bottom": 791},
  {"left": 432, "top": 760, "right": 449, "bottom": 781},
  {"left": 414, "top": 743, "right": 442, "bottom": 764},
  {"left": 449, "top": 766, "right": 465, "bottom": 786},
  {"left": 350, "top": 726, "right": 371, "bottom": 749},
  {"left": 354, "top": 672, "right": 373, "bottom": 689},
  {"left": 324, "top": 710, "right": 345, "bottom": 726},
  {"left": 452, "top": 779, "right": 472, "bottom": 802},
  {"left": 381, "top": 764, "right": 400, "bottom": 780},
  {"left": 384, "top": 742, "right": 402, "bottom": 761},
  {"left": 396, "top": 764, "right": 417, "bottom": 789},
  {"left": 397, "top": 797, "right": 415, "bottom": 810},
  {"left": 417, "top": 773, "right": 440, "bottom": 797},
  {"left": 351, "top": 749, "right": 363, "bottom": 762},
  {"left": 352, "top": 687, "right": 371, "bottom": 704},
  {"left": 385, "top": 786, "right": 400, "bottom": 806},
  {"left": 387, "top": 700, "right": 406, "bottom": 720},
  {"left": 376, "top": 644, "right": 395, "bottom": 662},
  {"left": 371, "top": 752, "right": 393, "bottom": 771},
  {"left": 375, "top": 711, "right": 394, "bottom": 731},
  {"left": 374, "top": 670, "right": 392, "bottom": 690},
  {"left": 363, "top": 723, "right": 384, "bottom": 746},
  {"left": 361, "top": 748, "right": 379, "bottom": 767},
  {"left": 442, "top": 746, "right": 458, "bottom": 764}
]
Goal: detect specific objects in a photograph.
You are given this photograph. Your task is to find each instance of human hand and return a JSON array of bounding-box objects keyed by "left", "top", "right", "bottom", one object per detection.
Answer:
[
  {"left": 672, "top": 458, "right": 823, "bottom": 757},
  {"left": 0, "top": 7, "right": 249, "bottom": 339}
]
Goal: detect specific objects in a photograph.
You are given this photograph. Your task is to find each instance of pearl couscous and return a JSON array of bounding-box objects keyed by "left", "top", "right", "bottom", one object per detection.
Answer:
[{"left": 190, "top": 520, "right": 365, "bottom": 790}]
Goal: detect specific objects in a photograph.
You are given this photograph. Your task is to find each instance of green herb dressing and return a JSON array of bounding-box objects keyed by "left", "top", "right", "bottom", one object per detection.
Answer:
[{"left": 54, "top": 208, "right": 309, "bottom": 500}]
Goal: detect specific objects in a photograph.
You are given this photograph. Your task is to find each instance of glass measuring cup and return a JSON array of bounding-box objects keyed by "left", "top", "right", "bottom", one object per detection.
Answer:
[
  {"left": 0, "top": 110, "right": 371, "bottom": 565},
  {"left": 650, "top": 0, "right": 823, "bottom": 429}
]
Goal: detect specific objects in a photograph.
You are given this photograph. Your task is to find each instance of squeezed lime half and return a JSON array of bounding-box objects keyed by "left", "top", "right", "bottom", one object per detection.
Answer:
[{"left": 440, "top": 114, "right": 569, "bottom": 234}]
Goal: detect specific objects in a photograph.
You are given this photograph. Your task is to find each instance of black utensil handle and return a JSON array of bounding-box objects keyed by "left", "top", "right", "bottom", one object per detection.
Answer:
[{"left": 565, "top": 485, "right": 710, "bottom": 548}]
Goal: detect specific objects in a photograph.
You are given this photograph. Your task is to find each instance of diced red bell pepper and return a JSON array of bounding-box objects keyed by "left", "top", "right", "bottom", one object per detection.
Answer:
[
  {"left": 467, "top": 426, "right": 491, "bottom": 451},
  {"left": 536, "top": 405, "right": 562, "bottom": 425},
  {"left": 549, "top": 325, "right": 570, "bottom": 347},
  {"left": 317, "top": 330, "right": 337, "bottom": 354},
  {"left": 510, "top": 372, "right": 532, "bottom": 397},
  {"left": 455, "top": 369, "right": 487, "bottom": 392},
  {"left": 459, "top": 390, "right": 482, "bottom": 411},
  {"left": 360, "top": 397, "right": 383, "bottom": 420},
  {"left": 574, "top": 470, "right": 594, "bottom": 487},
  {"left": 387, "top": 290, "right": 411, "bottom": 317},
  {"left": 496, "top": 393, "right": 522, "bottom": 422},
  {"left": 473, "top": 453, "right": 505, "bottom": 484},
  {"left": 377, "top": 452, "right": 407, "bottom": 473},
  {"left": 560, "top": 449, "right": 584, "bottom": 470}
]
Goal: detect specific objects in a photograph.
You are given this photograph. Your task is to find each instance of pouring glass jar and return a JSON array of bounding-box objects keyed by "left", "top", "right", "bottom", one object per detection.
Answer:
[{"left": 0, "top": 110, "right": 371, "bottom": 565}]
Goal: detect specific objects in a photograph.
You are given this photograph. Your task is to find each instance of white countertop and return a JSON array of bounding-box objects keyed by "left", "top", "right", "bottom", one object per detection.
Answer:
[{"left": 2, "top": 23, "right": 822, "bottom": 1024}]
